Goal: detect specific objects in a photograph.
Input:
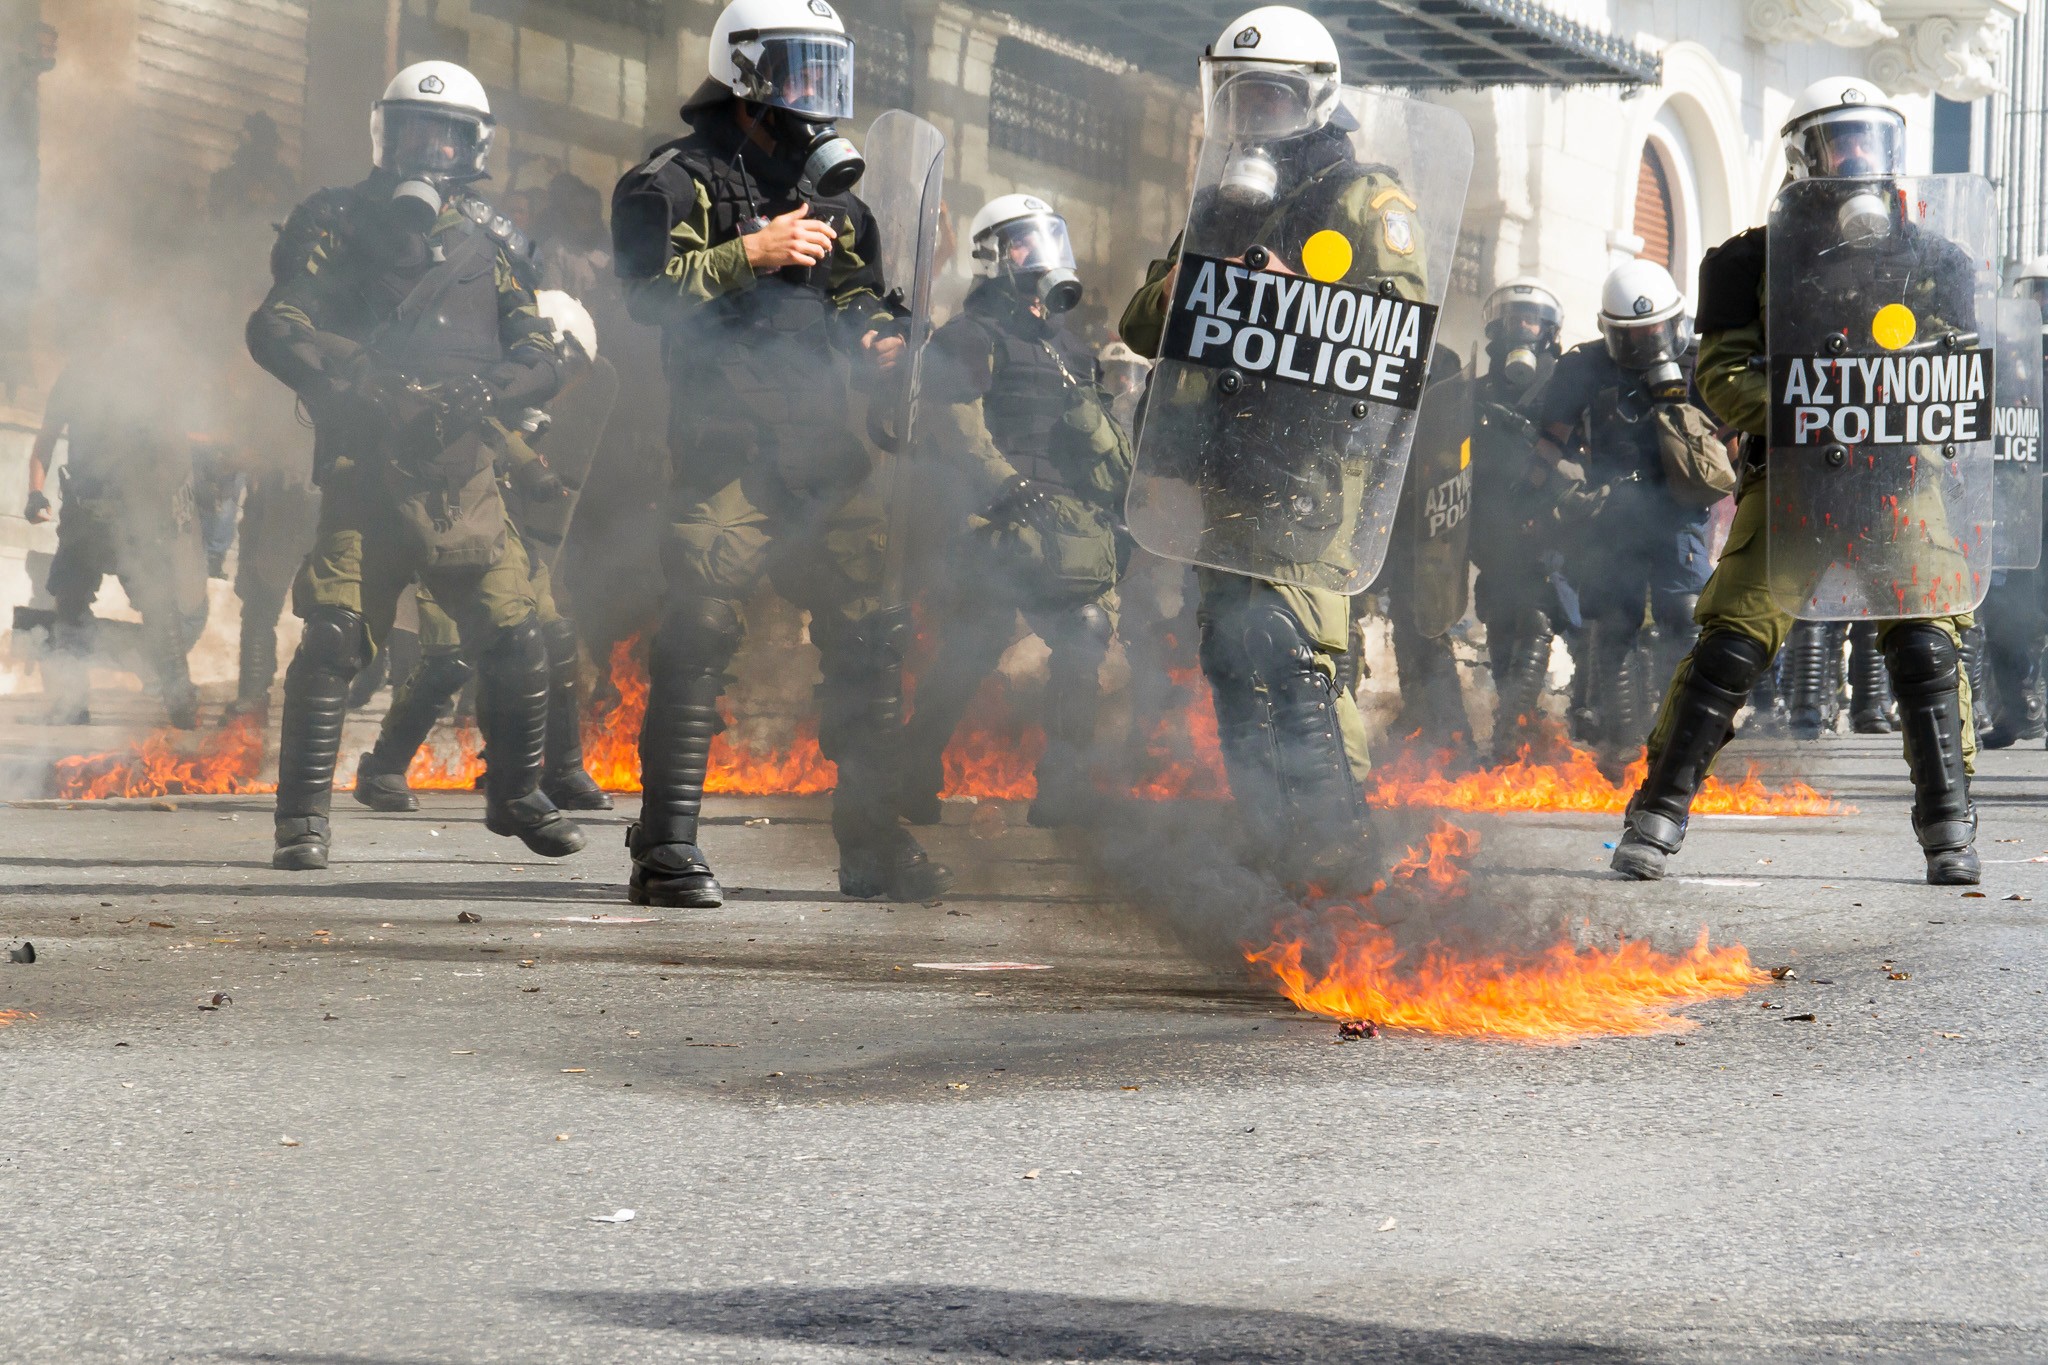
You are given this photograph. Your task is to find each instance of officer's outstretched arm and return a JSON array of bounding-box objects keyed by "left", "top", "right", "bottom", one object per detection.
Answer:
[{"left": 1118, "top": 235, "right": 1184, "bottom": 361}]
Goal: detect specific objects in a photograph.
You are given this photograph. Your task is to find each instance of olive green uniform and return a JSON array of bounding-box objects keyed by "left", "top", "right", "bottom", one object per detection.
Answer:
[
  {"left": 249, "top": 176, "right": 576, "bottom": 869},
  {"left": 1121, "top": 147, "right": 1428, "bottom": 883}
]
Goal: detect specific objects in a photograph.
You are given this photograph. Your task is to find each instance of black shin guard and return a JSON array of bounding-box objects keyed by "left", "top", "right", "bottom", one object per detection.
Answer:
[
  {"left": 1032, "top": 602, "right": 1112, "bottom": 827},
  {"left": 1617, "top": 630, "right": 1770, "bottom": 862},
  {"left": 477, "top": 617, "right": 584, "bottom": 857},
  {"left": 1885, "top": 623, "right": 1978, "bottom": 881},
  {"left": 1785, "top": 620, "right": 1836, "bottom": 740},
  {"left": 540, "top": 617, "right": 611, "bottom": 809},
  {"left": 1491, "top": 609, "right": 1555, "bottom": 762},
  {"left": 356, "top": 651, "right": 472, "bottom": 811},
  {"left": 1205, "top": 598, "right": 1369, "bottom": 884},
  {"left": 816, "top": 606, "right": 951, "bottom": 901},
  {"left": 230, "top": 590, "right": 284, "bottom": 716},
  {"left": 630, "top": 601, "right": 740, "bottom": 906},
  {"left": 274, "top": 606, "right": 367, "bottom": 868},
  {"left": 1848, "top": 622, "right": 1894, "bottom": 732},
  {"left": 1959, "top": 623, "right": 1993, "bottom": 741}
]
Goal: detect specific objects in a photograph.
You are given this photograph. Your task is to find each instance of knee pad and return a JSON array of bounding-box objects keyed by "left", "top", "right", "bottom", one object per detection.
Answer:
[
  {"left": 1690, "top": 630, "right": 1771, "bottom": 703},
  {"left": 410, "top": 650, "right": 475, "bottom": 700},
  {"left": 478, "top": 613, "right": 548, "bottom": 675},
  {"left": 1235, "top": 599, "right": 1328, "bottom": 699},
  {"left": 652, "top": 598, "right": 744, "bottom": 677},
  {"left": 1884, "top": 622, "right": 1960, "bottom": 699},
  {"left": 541, "top": 616, "right": 581, "bottom": 669},
  {"left": 1048, "top": 602, "right": 1114, "bottom": 662},
  {"left": 298, "top": 605, "right": 368, "bottom": 676}
]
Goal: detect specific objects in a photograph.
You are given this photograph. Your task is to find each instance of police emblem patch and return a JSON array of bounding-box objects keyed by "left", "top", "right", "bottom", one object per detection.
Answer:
[
  {"left": 1633, "top": 294, "right": 1653, "bottom": 315},
  {"left": 419, "top": 73, "right": 445, "bottom": 95},
  {"left": 1382, "top": 208, "right": 1415, "bottom": 256},
  {"left": 1234, "top": 26, "right": 1261, "bottom": 48},
  {"left": 1841, "top": 86, "right": 1866, "bottom": 104},
  {"left": 809, "top": 0, "right": 835, "bottom": 14}
]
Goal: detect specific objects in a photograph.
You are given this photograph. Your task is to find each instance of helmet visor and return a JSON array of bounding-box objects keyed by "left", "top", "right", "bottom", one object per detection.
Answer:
[
  {"left": 734, "top": 35, "right": 855, "bottom": 121},
  {"left": 988, "top": 214, "right": 1076, "bottom": 276},
  {"left": 1601, "top": 314, "right": 1692, "bottom": 371},
  {"left": 1484, "top": 293, "right": 1562, "bottom": 343},
  {"left": 1200, "top": 60, "right": 1338, "bottom": 141},
  {"left": 2020, "top": 278, "right": 2048, "bottom": 319},
  {"left": 381, "top": 106, "right": 491, "bottom": 179},
  {"left": 1790, "top": 108, "right": 1907, "bottom": 179}
]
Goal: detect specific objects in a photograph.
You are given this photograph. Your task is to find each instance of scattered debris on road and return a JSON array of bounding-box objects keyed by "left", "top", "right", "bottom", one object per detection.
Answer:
[
  {"left": 1338, "top": 1019, "right": 1379, "bottom": 1040},
  {"left": 457, "top": 911, "right": 483, "bottom": 924},
  {"left": 279, "top": 1136, "right": 300, "bottom": 1147},
  {"left": 197, "top": 993, "right": 231, "bottom": 1011},
  {"left": 912, "top": 962, "right": 1053, "bottom": 971},
  {"left": 589, "top": 1209, "right": 635, "bottom": 1223},
  {"left": 1771, "top": 967, "right": 1798, "bottom": 980},
  {"left": 8, "top": 942, "right": 34, "bottom": 964}
]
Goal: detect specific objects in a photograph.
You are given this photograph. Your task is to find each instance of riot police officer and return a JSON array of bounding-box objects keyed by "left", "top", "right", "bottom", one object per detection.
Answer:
[
  {"left": 248, "top": 61, "right": 585, "bottom": 870},
  {"left": 1611, "top": 78, "right": 1985, "bottom": 885},
  {"left": 1451, "top": 279, "right": 1568, "bottom": 760},
  {"left": 899, "top": 195, "right": 1131, "bottom": 827},
  {"left": 1977, "top": 258, "right": 2048, "bottom": 747},
  {"left": 1120, "top": 5, "right": 1443, "bottom": 891},
  {"left": 351, "top": 292, "right": 613, "bottom": 814},
  {"left": 610, "top": 0, "right": 949, "bottom": 907},
  {"left": 1537, "top": 260, "right": 1722, "bottom": 775}
]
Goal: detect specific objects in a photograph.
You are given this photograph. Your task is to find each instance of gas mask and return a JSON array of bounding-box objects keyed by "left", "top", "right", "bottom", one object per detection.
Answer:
[
  {"left": 1837, "top": 190, "right": 1892, "bottom": 248},
  {"left": 1217, "top": 146, "right": 1280, "bottom": 210},
  {"left": 389, "top": 178, "right": 443, "bottom": 232},
  {"left": 977, "top": 210, "right": 1083, "bottom": 315},
  {"left": 1501, "top": 347, "right": 1539, "bottom": 388},
  {"left": 767, "top": 108, "right": 863, "bottom": 197}
]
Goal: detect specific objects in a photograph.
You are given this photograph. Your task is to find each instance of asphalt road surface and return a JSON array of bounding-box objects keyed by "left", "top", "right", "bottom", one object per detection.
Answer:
[{"left": 3, "top": 733, "right": 2045, "bottom": 1363}]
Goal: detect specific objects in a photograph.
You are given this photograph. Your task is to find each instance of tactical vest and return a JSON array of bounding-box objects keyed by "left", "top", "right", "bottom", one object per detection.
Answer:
[
  {"left": 977, "top": 308, "right": 1095, "bottom": 486},
  {"left": 616, "top": 124, "right": 863, "bottom": 347},
  {"left": 370, "top": 218, "right": 507, "bottom": 381}
]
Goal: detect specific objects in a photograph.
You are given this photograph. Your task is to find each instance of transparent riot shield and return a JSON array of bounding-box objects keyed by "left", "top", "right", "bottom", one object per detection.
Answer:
[
  {"left": 1407, "top": 372, "right": 1475, "bottom": 635},
  {"left": 859, "top": 111, "right": 946, "bottom": 452},
  {"left": 1765, "top": 174, "right": 1998, "bottom": 619},
  {"left": 1993, "top": 295, "right": 2042, "bottom": 569},
  {"left": 1125, "top": 87, "right": 1473, "bottom": 595},
  {"left": 856, "top": 110, "right": 946, "bottom": 605}
]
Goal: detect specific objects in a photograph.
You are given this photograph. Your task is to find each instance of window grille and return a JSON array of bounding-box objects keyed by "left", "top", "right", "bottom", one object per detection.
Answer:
[{"left": 989, "top": 37, "right": 1120, "bottom": 181}]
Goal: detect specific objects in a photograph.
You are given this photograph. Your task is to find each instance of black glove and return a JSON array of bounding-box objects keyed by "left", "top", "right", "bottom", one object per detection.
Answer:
[
  {"left": 1551, "top": 472, "right": 1610, "bottom": 524},
  {"left": 509, "top": 455, "right": 567, "bottom": 502},
  {"left": 23, "top": 489, "right": 50, "bottom": 523},
  {"left": 428, "top": 373, "right": 497, "bottom": 440},
  {"left": 983, "top": 474, "right": 1055, "bottom": 523}
]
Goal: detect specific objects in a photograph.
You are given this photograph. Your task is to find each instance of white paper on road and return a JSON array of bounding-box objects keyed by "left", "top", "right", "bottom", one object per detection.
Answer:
[{"left": 912, "top": 962, "right": 1054, "bottom": 971}]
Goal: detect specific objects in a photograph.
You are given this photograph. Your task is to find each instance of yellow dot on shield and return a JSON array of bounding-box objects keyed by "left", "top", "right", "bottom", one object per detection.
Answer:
[
  {"left": 1459, "top": 437, "right": 1471, "bottom": 470},
  {"left": 1871, "top": 303, "right": 1918, "bottom": 351},
  {"left": 1302, "top": 230, "right": 1353, "bottom": 283}
]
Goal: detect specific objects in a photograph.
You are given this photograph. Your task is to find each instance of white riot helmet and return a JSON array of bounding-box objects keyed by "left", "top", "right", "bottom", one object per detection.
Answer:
[
  {"left": 703, "top": 0, "right": 863, "bottom": 195},
  {"left": 372, "top": 61, "right": 494, "bottom": 185},
  {"left": 1599, "top": 259, "right": 1692, "bottom": 395},
  {"left": 2013, "top": 256, "right": 2048, "bottom": 317},
  {"left": 1483, "top": 277, "right": 1563, "bottom": 386},
  {"left": 1782, "top": 77, "right": 1906, "bottom": 181},
  {"left": 970, "top": 194, "right": 1081, "bottom": 314},
  {"left": 1200, "top": 7, "right": 1342, "bottom": 142},
  {"left": 535, "top": 289, "right": 598, "bottom": 366}
]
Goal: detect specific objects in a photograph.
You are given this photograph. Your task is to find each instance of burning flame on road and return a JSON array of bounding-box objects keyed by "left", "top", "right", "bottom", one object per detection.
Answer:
[
  {"left": 1366, "top": 743, "right": 1848, "bottom": 817},
  {"left": 41, "top": 645, "right": 1840, "bottom": 819},
  {"left": 1246, "top": 821, "right": 1766, "bottom": 1039},
  {"left": 0, "top": 1010, "right": 35, "bottom": 1028}
]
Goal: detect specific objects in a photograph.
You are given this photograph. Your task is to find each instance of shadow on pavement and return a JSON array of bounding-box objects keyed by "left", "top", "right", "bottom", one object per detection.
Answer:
[{"left": 539, "top": 1283, "right": 1646, "bottom": 1363}]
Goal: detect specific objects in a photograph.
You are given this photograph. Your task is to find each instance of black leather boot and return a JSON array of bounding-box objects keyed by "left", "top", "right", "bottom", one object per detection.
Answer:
[
  {"left": 274, "top": 606, "right": 366, "bottom": 870},
  {"left": 538, "top": 617, "right": 612, "bottom": 811},
  {"left": 1611, "top": 631, "right": 1770, "bottom": 881},
  {"left": 475, "top": 618, "right": 585, "bottom": 858},
  {"left": 353, "top": 651, "right": 471, "bottom": 812},
  {"left": 1886, "top": 624, "right": 1980, "bottom": 886},
  {"left": 819, "top": 608, "right": 952, "bottom": 902},
  {"left": 629, "top": 603, "right": 737, "bottom": 908}
]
